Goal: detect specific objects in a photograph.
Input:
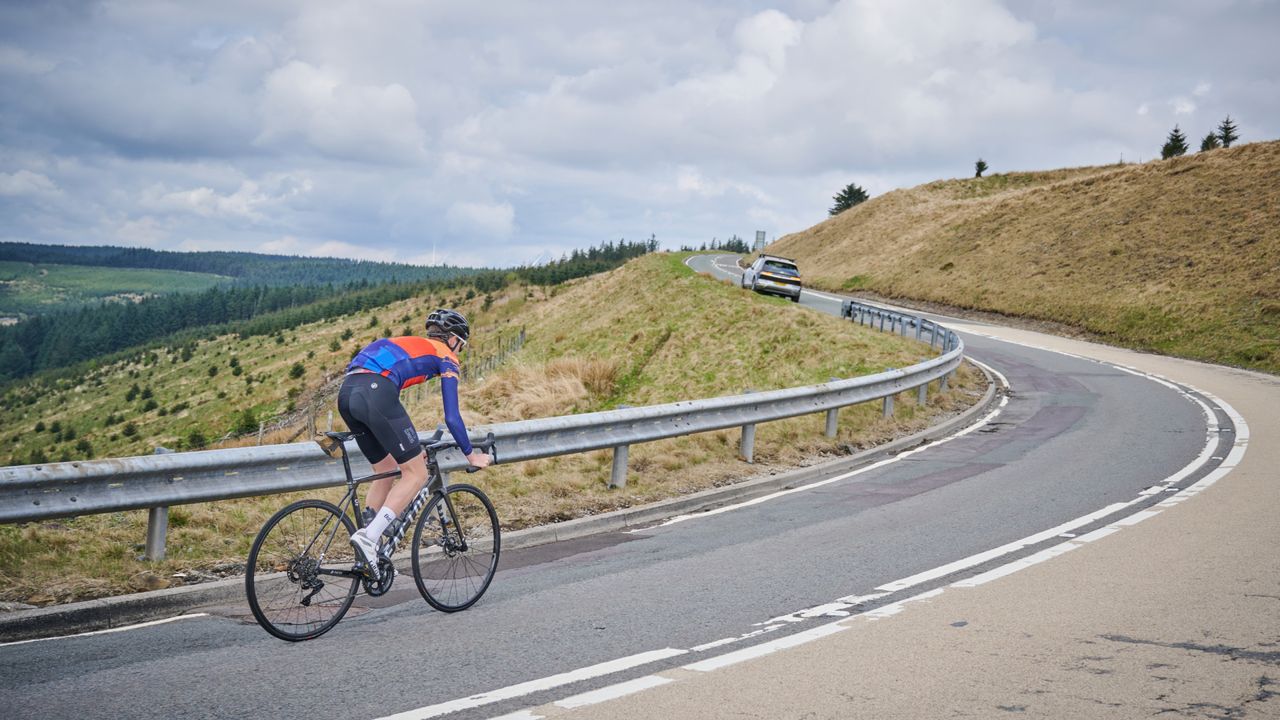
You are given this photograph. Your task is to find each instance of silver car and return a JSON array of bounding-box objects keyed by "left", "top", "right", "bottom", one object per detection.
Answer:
[{"left": 741, "top": 254, "right": 802, "bottom": 302}]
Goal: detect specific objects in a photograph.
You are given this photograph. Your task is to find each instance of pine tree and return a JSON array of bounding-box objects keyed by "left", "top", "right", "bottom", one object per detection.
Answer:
[
  {"left": 974, "top": 159, "right": 988, "bottom": 178},
  {"left": 829, "top": 183, "right": 870, "bottom": 216},
  {"left": 1161, "top": 125, "right": 1188, "bottom": 159},
  {"left": 1217, "top": 115, "right": 1239, "bottom": 148},
  {"left": 1200, "top": 132, "right": 1221, "bottom": 152}
]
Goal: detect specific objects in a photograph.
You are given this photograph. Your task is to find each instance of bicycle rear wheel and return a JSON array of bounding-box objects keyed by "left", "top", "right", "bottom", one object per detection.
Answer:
[
  {"left": 412, "top": 483, "right": 500, "bottom": 612},
  {"left": 246, "top": 499, "right": 360, "bottom": 641}
]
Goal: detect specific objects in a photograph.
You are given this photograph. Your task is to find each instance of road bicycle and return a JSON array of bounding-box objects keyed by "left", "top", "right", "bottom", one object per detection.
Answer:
[{"left": 245, "top": 430, "right": 500, "bottom": 641}]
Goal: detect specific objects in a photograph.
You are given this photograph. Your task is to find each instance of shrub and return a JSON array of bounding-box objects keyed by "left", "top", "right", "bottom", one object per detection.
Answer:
[{"left": 289, "top": 362, "right": 305, "bottom": 379}]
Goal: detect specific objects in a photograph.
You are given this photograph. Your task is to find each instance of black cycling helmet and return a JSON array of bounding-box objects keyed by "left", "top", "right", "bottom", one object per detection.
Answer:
[{"left": 425, "top": 308, "right": 470, "bottom": 342}]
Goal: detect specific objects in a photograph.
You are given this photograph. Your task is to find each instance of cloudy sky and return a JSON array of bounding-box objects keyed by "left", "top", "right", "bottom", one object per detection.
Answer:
[{"left": 1, "top": 1, "right": 1276, "bottom": 268}]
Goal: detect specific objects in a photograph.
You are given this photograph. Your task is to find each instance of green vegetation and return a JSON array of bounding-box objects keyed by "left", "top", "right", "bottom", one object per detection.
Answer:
[
  {"left": 0, "top": 261, "right": 229, "bottom": 318},
  {"left": 0, "top": 252, "right": 981, "bottom": 605},
  {"left": 1161, "top": 124, "right": 1189, "bottom": 159},
  {"left": 829, "top": 182, "right": 870, "bottom": 216},
  {"left": 0, "top": 242, "right": 475, "bottom": 288}
]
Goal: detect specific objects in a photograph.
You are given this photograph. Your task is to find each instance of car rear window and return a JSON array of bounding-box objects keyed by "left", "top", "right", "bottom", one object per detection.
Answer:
[{"left": 762, "top": 261, "right": 799, "bottom": 276}]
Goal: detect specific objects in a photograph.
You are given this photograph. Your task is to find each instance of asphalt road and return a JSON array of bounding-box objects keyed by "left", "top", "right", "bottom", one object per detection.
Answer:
[{"left": 0, "top": 254, "right": 1228, "bottom": 720}]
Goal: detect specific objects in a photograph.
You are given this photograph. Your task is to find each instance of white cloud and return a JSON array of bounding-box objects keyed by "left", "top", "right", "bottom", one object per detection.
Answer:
[
  {"left": 0, "top": 169, "right": 59, "bottom": 197},
  {"left": 1, "top": 1, "right": 1277, "bottom": 262},
  {"left": 140, "top": 174, "right": 312, "bottom": 223},
  {"left": 0, "top": 45, "right": 56, "bottom": 75},
  {"left": 445, "top": 201, "right": 516, "bottom": 240},
  {"left": 115, "top": 216, "right": 169, "bottom": 247},
  {"left": 256, "top": 61, "right": 428, "bottom": 165}
]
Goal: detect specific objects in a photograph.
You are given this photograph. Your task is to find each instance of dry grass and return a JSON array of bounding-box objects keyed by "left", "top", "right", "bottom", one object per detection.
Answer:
[
  {"left": 771, "top": 141, "right": 1280, "bottom": 373},
  {"left": 0, "top": 253, "right": 984, "bottom": 605}
]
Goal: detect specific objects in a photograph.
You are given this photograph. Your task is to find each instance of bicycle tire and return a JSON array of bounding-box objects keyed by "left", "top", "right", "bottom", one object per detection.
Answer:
[
  {"left": 245, "top": 499, "right": 360, "bottom": 641},
  {"left": 411, "top": 483, "right": 501, "bottom": 612}
]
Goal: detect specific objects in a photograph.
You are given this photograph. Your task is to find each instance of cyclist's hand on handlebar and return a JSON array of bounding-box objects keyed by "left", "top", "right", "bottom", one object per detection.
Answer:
[{"left": 466, "top": 450, "right": 492, "bottom": 470}]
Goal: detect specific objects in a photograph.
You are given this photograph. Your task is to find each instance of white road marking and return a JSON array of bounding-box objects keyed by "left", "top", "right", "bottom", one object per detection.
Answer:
[
  {"left": 0, "top": 613, "right": 209, "bottom": 648},
  {"left": 683, "top": 622, "right": 849, "bottom": 672},
  {"left": 637, "top": 364, "right": 1010, "bottom": 533},
  {"left": 376, "top": 648, "right": 687, "bottom": 720},
  {"left": 555, "top": 675, "right": 675, "bottom": 709},
  {"left": 464, "top": 268, "right": 1248, "bottom": 719}
]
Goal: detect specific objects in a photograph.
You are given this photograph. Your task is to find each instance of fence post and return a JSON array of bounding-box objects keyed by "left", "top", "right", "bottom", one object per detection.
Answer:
[
  {"left": 257, "top": 422, "right": 265, "bottom": 445},
  {"left": 739, "top": 389, "right": 756, "bottom": 463},
  {"left": 328, "top": 410, "right": 334, "bottom": 432},
  {"left": 144, "top": 447, "right": 172, "bottom": 561},
  {"left": 825, "top": 377, "right": 839, "bottom": 438}
]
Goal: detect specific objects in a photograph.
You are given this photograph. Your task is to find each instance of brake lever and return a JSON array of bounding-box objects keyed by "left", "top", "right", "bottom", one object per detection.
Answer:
[{"left": 465, "top": 433, "right": 497, "bottom": 473}]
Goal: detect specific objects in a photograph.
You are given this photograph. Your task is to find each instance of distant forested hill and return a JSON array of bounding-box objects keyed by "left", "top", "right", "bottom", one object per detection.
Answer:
[{"left": 0, "top": 242, "right": 476, "bottom": 286}]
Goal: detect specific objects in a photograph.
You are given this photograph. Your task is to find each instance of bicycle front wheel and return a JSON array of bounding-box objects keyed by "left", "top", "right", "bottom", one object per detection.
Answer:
[
  {"left": 246, "top": 499, "right": 360, "bottom": 641},
  {"left": 412, "top": 483, "right": 501, "bottom": 612}
]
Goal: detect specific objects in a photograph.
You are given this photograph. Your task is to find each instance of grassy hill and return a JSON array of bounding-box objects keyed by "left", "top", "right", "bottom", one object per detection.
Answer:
[
  {"left": 0, "top": 261, "right": 229, "bottom": 320},
  {"left": 0, "top": 253, "right": 981, "bottom": 604},
  {"left": 769, "top": 141, "right": 1280, "bottom": 373}
]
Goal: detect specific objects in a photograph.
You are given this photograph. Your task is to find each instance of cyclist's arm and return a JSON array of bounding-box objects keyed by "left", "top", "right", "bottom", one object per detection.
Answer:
[{"left": 439, "top": 375, "right": 474, "bottom": 456}]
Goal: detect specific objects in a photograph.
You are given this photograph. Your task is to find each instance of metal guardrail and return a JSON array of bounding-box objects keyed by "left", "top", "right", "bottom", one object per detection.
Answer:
[{"left": 0, "top": 300, "right": 963, "bottom": 559}]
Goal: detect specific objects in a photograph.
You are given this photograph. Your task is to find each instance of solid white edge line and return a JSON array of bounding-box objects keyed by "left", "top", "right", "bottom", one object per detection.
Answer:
[
  {"left": 487, "top": 712, "right": 543, "bottom": 720},
  {"left": 480, "top": 262, "right": 1250, "bottom": 719},
  {"left": 683, "top": 621, "right": 849, "bottom": 672},
  {"left": 554, "top": 675, "right": 675, "bottom": 709},
  {"left": 375, "top": 648, "right": 687, "bottom": 720},
  {"left": 0, "top": 613, "right": 209, "bottom": 648}
]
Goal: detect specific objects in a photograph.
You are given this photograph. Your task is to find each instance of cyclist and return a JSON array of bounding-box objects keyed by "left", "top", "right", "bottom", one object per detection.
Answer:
[{"left": 338, "top": 308, "right": 491, "bottom": 575}]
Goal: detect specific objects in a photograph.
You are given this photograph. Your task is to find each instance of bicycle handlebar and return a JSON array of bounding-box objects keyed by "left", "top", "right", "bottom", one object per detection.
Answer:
[{"left": 425, "top": 431, "right": 497, "bottom": 472}]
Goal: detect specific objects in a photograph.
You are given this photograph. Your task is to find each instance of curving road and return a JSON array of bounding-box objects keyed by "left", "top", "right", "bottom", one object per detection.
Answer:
[{"left": 0, "top": 254, "right": 1242, "bottom": 720}]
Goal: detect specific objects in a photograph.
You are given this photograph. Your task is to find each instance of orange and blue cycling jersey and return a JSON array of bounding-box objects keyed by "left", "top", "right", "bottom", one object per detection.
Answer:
[
  {"left": 346, "top": 336, "right": 471, "bottom": 455},
  {"left": 347, "top": 336, "right": 460, "bottom": 389}
]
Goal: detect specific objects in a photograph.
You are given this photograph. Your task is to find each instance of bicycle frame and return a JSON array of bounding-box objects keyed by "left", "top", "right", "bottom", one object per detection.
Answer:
[{"left": 335, "top": 438, "right": 462, "bottom": 559}]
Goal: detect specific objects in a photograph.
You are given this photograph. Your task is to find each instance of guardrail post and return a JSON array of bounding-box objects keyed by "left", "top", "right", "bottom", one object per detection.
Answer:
[
  {"left": 940, "top": 372, "right": 950, "bottom": 392},
  {"left": 144, "top": 447, "right": 172, "bottom": 561},
  {"left": 915, "top": 321, "right": 923, "bottom": 340},
  {"left": 883, "top": 394, "right": 895, "bottom": 418},
  {"left": 609, "top": 405, "right": 631, "bottom": 488},
  {"left": 610, "top": 444, "right": 629, "bottom": 489},
  {"left": 917, "top": 382, "right": 928, "bottom": 406},
  {"left": 739, "top": 390, "right": 756, "bottom": 463},
  {"left": 825, "top": 377, "right": 839, "bottom": 438}
]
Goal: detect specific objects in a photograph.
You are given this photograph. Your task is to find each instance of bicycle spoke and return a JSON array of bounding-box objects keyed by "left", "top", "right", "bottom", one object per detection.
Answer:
[
  {"left": 412, "top": 484, "right": 500, "bottom": 612},
  {"left": 246, "top": 500, "right": 359, "bottom": 641}
]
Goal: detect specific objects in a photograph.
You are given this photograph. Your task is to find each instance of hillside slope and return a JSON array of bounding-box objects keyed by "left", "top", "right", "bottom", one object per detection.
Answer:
[
  {"left": 0, "top": 253, "right": 981, "bottom": 604},
  {"left": 770, "top": 141, "right": 1280, "bottom": 372}
]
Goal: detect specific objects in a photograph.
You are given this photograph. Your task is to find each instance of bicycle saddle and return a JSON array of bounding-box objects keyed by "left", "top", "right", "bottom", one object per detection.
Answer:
[{"left": 315, "top": 431, "right": 360, "bottom": 458}]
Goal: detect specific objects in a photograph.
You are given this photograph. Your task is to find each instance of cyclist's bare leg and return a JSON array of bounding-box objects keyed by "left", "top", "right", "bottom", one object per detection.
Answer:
[
  {"left": 378, "top": 452, "right": 430, "bottom": 517},
  {"left": 364, "top": 455, "right": 399, "bottom": 510}
]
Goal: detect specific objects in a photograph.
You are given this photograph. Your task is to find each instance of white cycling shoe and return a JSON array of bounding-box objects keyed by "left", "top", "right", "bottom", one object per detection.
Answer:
[{"left": 350, "top": 530, "right": 381, "bottom": 577}]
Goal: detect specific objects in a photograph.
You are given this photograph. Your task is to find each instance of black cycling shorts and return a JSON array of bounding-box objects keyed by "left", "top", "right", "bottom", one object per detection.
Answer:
[{"left": 337, "top": 373, "right": 423, "bottom": 465}]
